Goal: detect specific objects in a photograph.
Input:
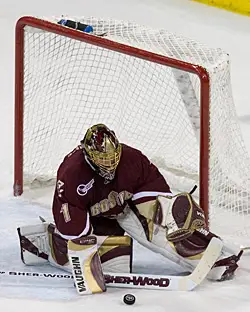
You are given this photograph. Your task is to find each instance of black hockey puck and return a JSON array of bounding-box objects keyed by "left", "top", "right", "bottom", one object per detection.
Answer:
[{"left": 123, "top": 294, "right": 136, "bottom": 305}]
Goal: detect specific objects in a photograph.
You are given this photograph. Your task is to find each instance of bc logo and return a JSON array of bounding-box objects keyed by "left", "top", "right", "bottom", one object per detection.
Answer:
[{"left": 77, "top": 179, "right": 95, "bottom": 196}]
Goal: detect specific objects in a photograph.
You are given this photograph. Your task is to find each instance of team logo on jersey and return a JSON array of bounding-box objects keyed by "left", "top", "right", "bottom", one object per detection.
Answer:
[
  {"left": 77, "top": 179, "right": 95, "bottom": 196},
  {"left": 90, "top": 190, "right": 133, "bottom": 216}
]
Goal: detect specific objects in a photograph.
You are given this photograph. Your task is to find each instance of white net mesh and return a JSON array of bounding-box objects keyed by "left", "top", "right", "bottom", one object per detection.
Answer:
[{"left": 18, "top": 16, "right": 250, "bottom": 240}]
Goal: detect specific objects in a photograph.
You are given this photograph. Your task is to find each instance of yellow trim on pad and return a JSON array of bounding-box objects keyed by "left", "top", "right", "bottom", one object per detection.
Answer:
[{"left": 192, "top": 0, "right": 250, "bottom": 16}]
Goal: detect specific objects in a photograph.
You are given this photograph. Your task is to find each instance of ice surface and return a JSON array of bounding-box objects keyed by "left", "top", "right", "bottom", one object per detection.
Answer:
[{"left": 1, "top": 0, "right": 250, "bottom": 311}]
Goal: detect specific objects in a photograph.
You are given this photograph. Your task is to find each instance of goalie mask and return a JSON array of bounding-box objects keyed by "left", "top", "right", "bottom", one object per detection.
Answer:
[{"left": 81, "top": 124, "right": 122, "bottom": 181}]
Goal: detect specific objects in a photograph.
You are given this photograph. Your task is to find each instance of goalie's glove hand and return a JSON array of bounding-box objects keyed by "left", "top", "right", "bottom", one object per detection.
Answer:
[{"left": 153, "top": 188, "right": 206, "bottom": 243}]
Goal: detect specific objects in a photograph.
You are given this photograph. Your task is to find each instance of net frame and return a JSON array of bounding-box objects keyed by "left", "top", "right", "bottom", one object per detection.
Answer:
[{"left": 14, "top": 16, "right": 211, "bottom": 222}]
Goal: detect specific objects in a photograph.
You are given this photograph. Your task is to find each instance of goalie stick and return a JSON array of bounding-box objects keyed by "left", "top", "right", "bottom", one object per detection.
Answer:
[
  {"left": 106, "top": 237, "right": 222, "bottom": 291},
  {"left": 0, "top": 237, "right": 222, "bottom": 291}
]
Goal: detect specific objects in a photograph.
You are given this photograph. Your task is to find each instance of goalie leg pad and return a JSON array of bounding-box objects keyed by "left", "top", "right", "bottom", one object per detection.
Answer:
[
  {"left": 117, "top": 205, "right": 196, "bottom": 272},
  {"left": 97, "top": 235, "right": 133, "bottom": 273},
  {"left": 68, "top": 236, "right": 106, "bottom": 295},
  {"left": 47, "top": 223, "right": 71, "bottom": 271},
  {"left": 117, "top": 204, "right": 242, "bottom": 281},
  {"left": 18, "top": 222, "right": 72, "bottom": 271},
  {"left": 17, "top": 223, "right": 50, "bottom": 265},
  {"left": 18, "top": 223, "right": 106, "bottom": 294},
  {"left": 18, "top": 222, "right": 132, "bottom": 274}
]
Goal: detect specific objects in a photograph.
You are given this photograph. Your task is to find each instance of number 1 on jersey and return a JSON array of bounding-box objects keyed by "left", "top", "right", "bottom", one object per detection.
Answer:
[{"left": 60, "top": 203, "right": 71, "bottom": 223}]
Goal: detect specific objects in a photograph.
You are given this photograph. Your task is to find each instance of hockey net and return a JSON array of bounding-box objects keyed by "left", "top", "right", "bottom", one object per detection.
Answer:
[{"left": 14, "top": 16, "right": 250, "bottom": 241}]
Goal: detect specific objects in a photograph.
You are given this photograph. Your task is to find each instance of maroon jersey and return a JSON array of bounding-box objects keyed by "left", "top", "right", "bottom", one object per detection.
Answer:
[{"left": 52, "top": 144, "right": 171, "bottom": 239}]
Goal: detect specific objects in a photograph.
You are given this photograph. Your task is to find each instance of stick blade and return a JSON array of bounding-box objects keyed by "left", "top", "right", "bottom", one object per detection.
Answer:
[{"left": 178, "top": 237, "right": 223, "bottom": 291}]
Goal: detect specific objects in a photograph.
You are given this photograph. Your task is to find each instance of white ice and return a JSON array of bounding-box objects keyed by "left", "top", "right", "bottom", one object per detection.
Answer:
[{"left": 1, "top": 0, "right": 250, "bottom": 311}]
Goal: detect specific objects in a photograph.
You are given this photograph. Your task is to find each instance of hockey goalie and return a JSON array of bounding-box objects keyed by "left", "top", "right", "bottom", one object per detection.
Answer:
[{"left": 17, "top": 124, "right": 243, "bottom": 294}]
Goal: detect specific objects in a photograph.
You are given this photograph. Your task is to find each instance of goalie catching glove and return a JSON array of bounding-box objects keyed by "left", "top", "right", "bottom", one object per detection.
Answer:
[
  {"left": 153, "top": 188, "right": 206, "bottom": 242},
  {"left": 154, "top": 191, "right": 243, "bottom": 281}
]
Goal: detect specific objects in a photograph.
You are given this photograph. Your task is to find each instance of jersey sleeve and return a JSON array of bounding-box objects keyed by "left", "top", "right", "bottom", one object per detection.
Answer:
[
  {"left": 52, "top": 168, "right": 92, "bottom": 240},
  {"left": 132, "top": 151, "right": 172, "bottom": 204}
]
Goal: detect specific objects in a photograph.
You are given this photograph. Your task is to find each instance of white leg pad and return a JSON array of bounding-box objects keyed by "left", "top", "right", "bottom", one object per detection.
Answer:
[
  {"left": 117, "top": 207, "right": 195, "bottom": 272},
  {"left": 96, "top": 235, "right": 132, "bottom": 273},
  {"left": 17, "top": 223, "right": 50, "bottom": 265}
]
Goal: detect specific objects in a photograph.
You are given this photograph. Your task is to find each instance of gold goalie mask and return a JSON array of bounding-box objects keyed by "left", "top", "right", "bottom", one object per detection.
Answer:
[{"left": 81, "top": 124, "right": 122, "bottom": 182}]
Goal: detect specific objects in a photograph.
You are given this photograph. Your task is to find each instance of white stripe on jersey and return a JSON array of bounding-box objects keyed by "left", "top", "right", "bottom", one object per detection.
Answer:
[
  {"left": 57, "top": 212, "right": 91, "bottom": 240},
  {"left": 132, "top": 191, "right": 173, "bottom": 201}
]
